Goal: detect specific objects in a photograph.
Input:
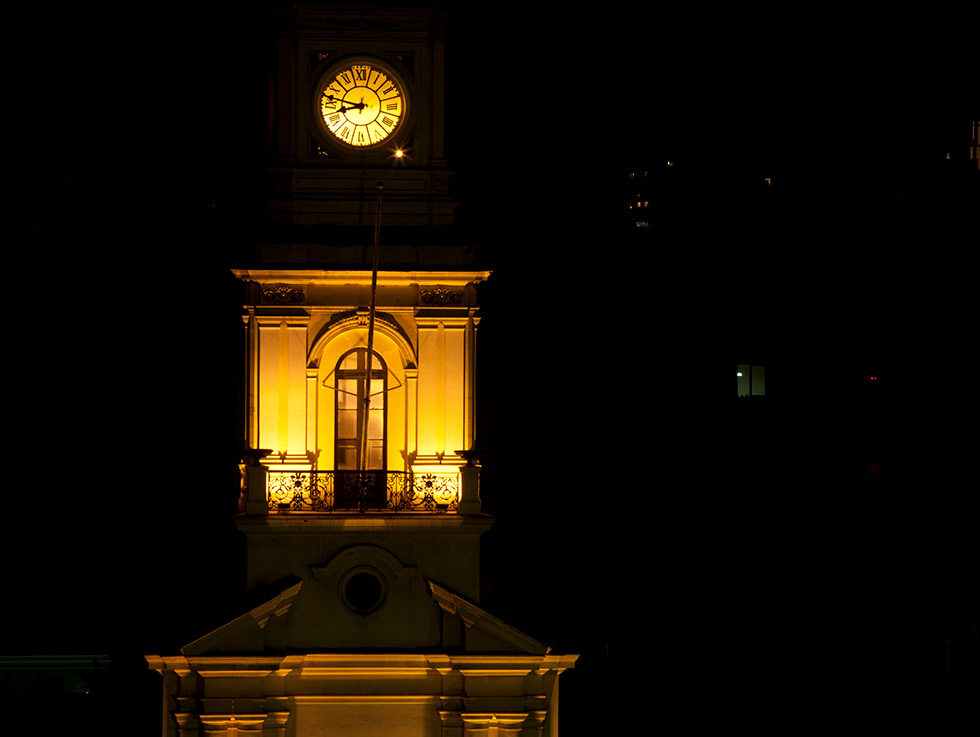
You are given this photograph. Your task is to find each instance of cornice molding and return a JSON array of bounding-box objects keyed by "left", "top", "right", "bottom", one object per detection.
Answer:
[
  {"left": 232, "top": 269, "right": 491, "bottom": 288},
  {"left": 427, "top": 580, "right": 554, "bottom": 657},
  {"left": 180, "top": 580, "right": 303, "bottom": 657}
]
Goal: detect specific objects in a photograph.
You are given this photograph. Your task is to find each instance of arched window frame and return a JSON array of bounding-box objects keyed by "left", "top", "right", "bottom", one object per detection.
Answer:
[{"left": 335, "top": 348, "right": 388, "bottom": 470}]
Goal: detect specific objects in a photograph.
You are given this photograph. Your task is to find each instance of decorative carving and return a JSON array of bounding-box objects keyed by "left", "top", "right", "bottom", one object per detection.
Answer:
[
  {"left": 331, "top": 311, "right": 408, "bottom": 341},
  {"left": 267, "top": 470, "right": 460, "bottom": 514},
  {"left": 262, "top": 285, "right": 306, "bottom": 304},
  {"left": 420, "top": 287, "right": 463, "bottom": 306}
]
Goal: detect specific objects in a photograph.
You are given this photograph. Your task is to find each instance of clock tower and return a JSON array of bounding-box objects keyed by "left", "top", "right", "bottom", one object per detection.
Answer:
[
  {"left": 260, "top": 3, "right": 458, "bottom": 235},
  {"left": 146, "top": 6, "right": 577, "bottom": 737}
]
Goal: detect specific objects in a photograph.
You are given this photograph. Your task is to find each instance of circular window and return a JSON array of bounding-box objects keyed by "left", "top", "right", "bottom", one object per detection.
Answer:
[{"left": 339, "top": 567, "right": 387, "bottom": 613}]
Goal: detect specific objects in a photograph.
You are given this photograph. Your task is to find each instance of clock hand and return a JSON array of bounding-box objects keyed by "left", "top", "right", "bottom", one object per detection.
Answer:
[{"left": 323, "top": 94, "right": 368, "bottom": 112}]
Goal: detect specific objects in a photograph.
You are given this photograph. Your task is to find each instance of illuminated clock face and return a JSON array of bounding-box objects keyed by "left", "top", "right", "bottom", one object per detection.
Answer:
[{"left": 318, "top": 61, "right": 406, "bottom": 148}]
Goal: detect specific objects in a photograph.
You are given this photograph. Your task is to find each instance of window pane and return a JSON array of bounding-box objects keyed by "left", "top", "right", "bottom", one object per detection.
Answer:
[
  {"left": 737, "top": 364, "right": 750, "bottom": 397},
  {"left": 368, "top": 408, "right": 384, "bottom": 438},
  {"left": 336, "top": 444, "right": 357, "bottom": 470},
  {"left": 338, "top": 379, "right": 358, "bottom": 409},
  {"left": 366, "top": 441, "right": 384, "bottom": 470},
  {"left": 337, "top": 409, "right": 357, "bottom": 439}
]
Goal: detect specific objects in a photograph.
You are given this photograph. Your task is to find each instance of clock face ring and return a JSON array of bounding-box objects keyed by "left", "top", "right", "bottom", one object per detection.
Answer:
[{"left": 316, "top": 59, "right": 407, "bottom": 149}]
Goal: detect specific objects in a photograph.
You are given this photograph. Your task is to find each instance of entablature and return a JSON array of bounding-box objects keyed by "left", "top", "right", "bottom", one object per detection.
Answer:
[
  {"left": 233, "top": 269, "right": 491, "bottom": 289},
  {"left": 148, "top": 652, "right": 576, "bottom": 678}
]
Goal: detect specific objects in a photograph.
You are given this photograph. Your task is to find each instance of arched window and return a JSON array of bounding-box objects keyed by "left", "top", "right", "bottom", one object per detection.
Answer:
[{"left": 335, "top": 348, "right": 387, "bottom": 470}]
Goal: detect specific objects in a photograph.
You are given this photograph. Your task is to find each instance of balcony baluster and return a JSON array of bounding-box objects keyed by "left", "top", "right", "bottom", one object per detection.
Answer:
[{"left": 264, "top": 470, "right": 461, "bottom": 514}]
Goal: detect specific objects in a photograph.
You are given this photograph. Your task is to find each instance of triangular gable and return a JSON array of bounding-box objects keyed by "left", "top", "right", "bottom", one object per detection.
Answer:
[
  {"left": 181, "top": 579, "right": 303, "bottom": 656},
  {"left": 427, "top": 579, "right": 551, "bottom": 655},
  {"left": 178, "top": 577, "right": 549, "bottom": 657}
]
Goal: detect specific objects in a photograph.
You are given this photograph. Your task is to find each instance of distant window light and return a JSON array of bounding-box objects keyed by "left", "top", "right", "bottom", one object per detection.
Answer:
[
  {"left": 635, "top": 221, "right": 649, "bottom": 228},
  {"left": 737, "top": 363, "right": 765, "bottom": 397}
]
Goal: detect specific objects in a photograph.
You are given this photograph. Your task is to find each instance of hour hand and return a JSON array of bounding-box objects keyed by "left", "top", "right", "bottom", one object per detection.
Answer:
[{"left": 323, "top": 94, "right": 366, "bottom": 112}]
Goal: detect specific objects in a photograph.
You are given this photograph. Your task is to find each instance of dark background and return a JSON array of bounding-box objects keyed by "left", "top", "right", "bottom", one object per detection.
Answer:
[{"left": 8, "top": 2, "right": 976, "bottom": 733}]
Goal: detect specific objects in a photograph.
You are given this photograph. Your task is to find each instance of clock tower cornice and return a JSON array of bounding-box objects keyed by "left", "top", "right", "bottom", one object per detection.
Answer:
[
  {"left": 231, "top": 269, "right": 491, "bottom": 288},
  {"left": 282, "top": 4, "right": 449, "bottom": 37}
]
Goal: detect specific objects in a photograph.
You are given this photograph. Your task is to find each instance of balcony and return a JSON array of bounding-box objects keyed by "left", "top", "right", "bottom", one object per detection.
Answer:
[{"left": 260, "top": 469, "right": 462, "bottom": 514}]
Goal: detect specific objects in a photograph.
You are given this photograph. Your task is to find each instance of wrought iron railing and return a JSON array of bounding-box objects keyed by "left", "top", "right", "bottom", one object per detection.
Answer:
[{"left": 265, "top": 470, "right": 460, "bottom": 514}]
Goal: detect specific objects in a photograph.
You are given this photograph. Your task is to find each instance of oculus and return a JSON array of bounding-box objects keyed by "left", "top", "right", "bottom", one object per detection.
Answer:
[{"left": 339, "top": 566, "right": 387, "bottom": 613}]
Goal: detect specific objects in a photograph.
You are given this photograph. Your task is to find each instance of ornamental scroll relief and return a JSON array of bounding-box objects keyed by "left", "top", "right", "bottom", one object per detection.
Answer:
[
  {"left": 420, "top": 286, "right": 463, "bottom": 306},
  {"left": 262, "top": 285, "right": 306, "bottom": 304}
]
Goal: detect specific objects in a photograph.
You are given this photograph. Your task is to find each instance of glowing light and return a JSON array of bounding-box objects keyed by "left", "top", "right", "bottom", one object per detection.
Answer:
[
  {"left": 394, "top": 149, "right": 404, "bottom": 158},
  {"left": 736, "top": 371, "right": 743, "bottom": 377}
]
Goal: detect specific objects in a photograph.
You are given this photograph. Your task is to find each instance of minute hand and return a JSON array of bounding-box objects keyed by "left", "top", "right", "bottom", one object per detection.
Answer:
[{"left": 324, "top": 94, "right": 367, "bottom": 111}]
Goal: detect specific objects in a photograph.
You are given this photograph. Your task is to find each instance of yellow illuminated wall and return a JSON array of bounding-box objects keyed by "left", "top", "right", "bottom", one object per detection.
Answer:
[
  {"left": 239, "top": 271, "right": 487, "bottom": 474},
  {"left": 416, "top": 318, "right": 467, "bottom": 462},
  {"left": 257, "top": 318, "right": 310, "bottom": 460}
]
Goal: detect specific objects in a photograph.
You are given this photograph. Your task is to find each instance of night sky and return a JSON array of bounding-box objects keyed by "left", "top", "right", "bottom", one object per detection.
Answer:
[{"left": 8, "top": 2, "right": 976, "bottom": 734}]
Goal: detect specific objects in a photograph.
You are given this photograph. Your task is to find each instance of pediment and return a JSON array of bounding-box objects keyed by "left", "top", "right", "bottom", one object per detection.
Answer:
[
  {"left": 427, "top": 580, "right": 550, "bottom": 656},
  {"left": 177, "top": 573, "right": 549, "bottom": 657},
  {"left": 181, "top": 578, "right": 303, "bottom": 656}
]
